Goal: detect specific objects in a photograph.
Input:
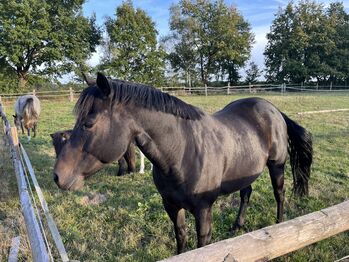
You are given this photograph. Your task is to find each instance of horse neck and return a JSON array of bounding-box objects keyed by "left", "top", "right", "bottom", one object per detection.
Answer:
[{"left": 130, "top": 106, "right": 186, "bottom": 172}]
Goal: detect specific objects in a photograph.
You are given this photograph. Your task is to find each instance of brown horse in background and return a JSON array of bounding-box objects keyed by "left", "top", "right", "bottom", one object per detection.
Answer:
[{"left": 50, "top": 130, "right": 136, "bottom": 176}]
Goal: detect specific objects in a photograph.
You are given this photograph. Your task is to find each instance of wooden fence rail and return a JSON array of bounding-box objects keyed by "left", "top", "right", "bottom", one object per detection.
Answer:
[
  {"left": 160, "top": 200, "right": 349, "bottom": 262},
  {"left": 0, "top": 104, "right": 50, "bottom": 262}
]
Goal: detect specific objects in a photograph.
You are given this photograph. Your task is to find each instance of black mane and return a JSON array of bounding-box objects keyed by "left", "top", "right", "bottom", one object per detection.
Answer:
[{"left": 74, "top": 79, "right": 203, "bottom": 121}]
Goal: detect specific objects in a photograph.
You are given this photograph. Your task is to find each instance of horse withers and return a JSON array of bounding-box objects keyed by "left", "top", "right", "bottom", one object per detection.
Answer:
[
  {"left": 13, "top": 95, "right": 41, "bottom": 139},
  {"left": 53, "top": 73, "right": 313, "bottom": 254},
  {"left": 50, "top": 130, "right": 136, "bottom": 176}
]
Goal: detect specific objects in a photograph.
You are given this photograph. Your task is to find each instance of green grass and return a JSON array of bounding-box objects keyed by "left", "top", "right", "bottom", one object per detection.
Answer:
[{"left": 1, "top": 93, "right": 349, "bottom": 261}]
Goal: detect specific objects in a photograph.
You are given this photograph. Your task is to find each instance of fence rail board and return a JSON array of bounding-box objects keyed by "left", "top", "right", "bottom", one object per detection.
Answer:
[{"left": 160, "top": 200, "right": 349, "bottom": 262}]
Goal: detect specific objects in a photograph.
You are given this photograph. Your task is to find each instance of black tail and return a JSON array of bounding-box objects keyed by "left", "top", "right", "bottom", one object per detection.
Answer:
[{"left": 281, "top": 113, "right": 313, "bottom": 197}]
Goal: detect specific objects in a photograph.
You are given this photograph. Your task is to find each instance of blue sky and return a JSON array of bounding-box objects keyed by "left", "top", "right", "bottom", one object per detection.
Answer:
[{"left": 83, "top": 0, "right": 349, "bottom": 75}]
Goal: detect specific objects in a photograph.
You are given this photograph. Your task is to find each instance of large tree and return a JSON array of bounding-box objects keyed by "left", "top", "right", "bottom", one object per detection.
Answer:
[
  {"left": 0, "top": 0, "right": 101, "bottom": 88},
  {"left": 102, "top": 1, "right": 165, "bottom": 86},
  {"left": 168, "top": 0, "right": 253, "bottom": 85},
  {"left": 264, "top": 0, "right": 349, "bottom": 84}
]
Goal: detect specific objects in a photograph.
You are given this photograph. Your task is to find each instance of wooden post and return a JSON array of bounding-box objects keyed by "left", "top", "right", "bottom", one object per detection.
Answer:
[
  {"left": 139, "top": 150, "right": 145, "bottom": 174},
  {"left": 249, "top": 83, "right": 252, "bottom": 93},
  {"left": 227, "top": 82, "right": 230, "bottom": 95},
  {"left": 32, "top": 89, "right": 36, "bottom": 96},
  {"left": 8, "top": 236, "right": 21, "bottom": 262},
  {"left": 0, "top": 95, "right": 2, "bottom": 104},
  {"left": 330, "top": 81, "right": 333, "bottom": 91},
  {"left": 160, "top": 200, "right": 349, "bottom": 262},
  {"left": 10, "top": 127, "right": 19, "bottom": 146},
  {"left": 205, "top": 84, "right": 208, "bottom": 97},
  {"left": 69, "top": 87, "right": 74, "bottom": 102}
]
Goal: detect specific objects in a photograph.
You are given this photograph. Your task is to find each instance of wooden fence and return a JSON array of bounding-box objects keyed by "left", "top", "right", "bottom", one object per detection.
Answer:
[
  {"left": 0, "top": 83, "right": 349, "bottom": 103},
  {"left": 161, "top": 200, "right": 349, "bottom": 262},
  {"left": 0, "top": 103, "right": 70, "bottom": 262}
]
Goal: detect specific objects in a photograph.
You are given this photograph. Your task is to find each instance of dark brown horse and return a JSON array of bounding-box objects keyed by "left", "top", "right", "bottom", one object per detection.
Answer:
[
  {"left": 53, "top": 73, "right": 312, "bottom": 254},
  {"left": 50, "top": 130, "right": 136, "bottom": 176}
]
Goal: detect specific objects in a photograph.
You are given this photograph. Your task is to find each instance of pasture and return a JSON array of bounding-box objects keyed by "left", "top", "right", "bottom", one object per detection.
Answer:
[{"left": 1, "top": 93, "right": 349, "bottom": 261}]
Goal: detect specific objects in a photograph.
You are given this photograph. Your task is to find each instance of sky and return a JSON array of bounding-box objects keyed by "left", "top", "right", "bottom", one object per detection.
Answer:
[{"left": 82, "top": 0, "right": 349, "bottom": 77}]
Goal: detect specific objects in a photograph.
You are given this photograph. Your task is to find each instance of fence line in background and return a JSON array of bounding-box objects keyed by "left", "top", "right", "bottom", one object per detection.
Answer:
[
  {"left": 0, "top": 84, "right": 348, "bottom": 102},
  {"left": 161, "top": 200, "right": 349, "bottom": 262}
]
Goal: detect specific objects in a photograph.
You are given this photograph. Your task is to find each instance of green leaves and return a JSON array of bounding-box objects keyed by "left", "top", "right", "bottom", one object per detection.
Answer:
[
  {"left": 102, "top": 1, "right": 165, "bottom": 86},
  {"left": 167, "top": 0, "right": 253, "bottom": 85},
  {"left": 0, "top": 0, "right": 102, "bottom": 88},
  {"left": 265, "top": 1, "right": 349, "bottom": 84}
]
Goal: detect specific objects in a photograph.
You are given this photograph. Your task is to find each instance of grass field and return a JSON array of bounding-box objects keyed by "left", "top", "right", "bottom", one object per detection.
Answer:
[{"left": 1, "top": 93, "right": 349, "bottom": 261}]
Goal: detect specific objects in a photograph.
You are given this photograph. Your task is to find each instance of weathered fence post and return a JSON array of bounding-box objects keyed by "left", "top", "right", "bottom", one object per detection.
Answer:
[
  {"left": 139, "top": 150, "right": 145, "bottom": 174},
  {"left": 249, "top": 83, "right": 252, "bottom": 93},
  {"left": 330, "top": 81, "right": 333, "bottom": 91},
  {"left": 32, "top": 89, "right": 36, "bottom": 96},
  {"left": 0, "top": 95, "right": 2, "bottom": 104},
  {"left": 205, "top": 84, "right": 208, "bottom": 97},
  {"left": 227, "top": 82, "right": 230, "bottom": 95},
  {"left": 69, "top": 87, "right": 74, "bottom": 102}
]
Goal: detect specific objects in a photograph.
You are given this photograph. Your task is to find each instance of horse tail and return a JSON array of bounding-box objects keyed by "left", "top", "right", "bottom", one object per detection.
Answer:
[
  {"left": 23, "top": 97, "right": 39, "bottom": 126},
  {"left": 281, "top": 112, "right": 313, "bottom": 197}
]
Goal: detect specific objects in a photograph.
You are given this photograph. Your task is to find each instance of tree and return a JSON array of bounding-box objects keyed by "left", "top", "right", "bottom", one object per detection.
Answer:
[
  {"left": 264, "top": 0, "right": 349, "bottom": 84},
  {"left": 0, "top": 0, "right": 101, "bottom": 88},
  {"left": 245, "top": 61, "right": 262, "bottom": 84},
  {"left": 102, "top": 1, "right": 165, "bottom": 86},
  {"left": 168, "top": 0, "right": 253, "bottom": 85}
]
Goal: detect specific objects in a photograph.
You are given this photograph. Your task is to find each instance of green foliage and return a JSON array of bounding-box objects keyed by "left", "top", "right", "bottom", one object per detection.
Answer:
[
  {"left": 0, "top": 0, "right": 101, "bottom": 88},
  {"left": 167, "top": 0, "right": 254, "bottom": 85},
  {"left": 244, "top": 61, "right": 262, "bottom": 84},
  {"left": 264, "top": 1, "right": 349, "bottom": 84},
  {"left": 101, "top": 1, "right": 165, "bottom": 86}
]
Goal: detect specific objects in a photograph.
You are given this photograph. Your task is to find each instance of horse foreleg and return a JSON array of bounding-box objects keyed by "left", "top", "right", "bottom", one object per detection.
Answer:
[
  {"left": 231, "top": 185, "right": 252, "bottom": 233},
  {"left": 124, "top": 144, "right": 136, "bottom": 173},
  {"left": 163, "top": 200, "right": 187, "bottom": 254},
  {"left": 20, "top": 122, "right": 24, "bottom": 134},
  {"left": 117, "top": 157, "right": 128, "bottom": 176},
  {"left": 268, "top": 162, "right": 285, "bottom": 223},
  {"left": 194, "top": 205, "right": 213, "bottom": 248}
]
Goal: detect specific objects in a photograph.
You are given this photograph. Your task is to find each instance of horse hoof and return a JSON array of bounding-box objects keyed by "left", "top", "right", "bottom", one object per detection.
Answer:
[
  {"left": 230, "top": 224, "right": 243, "bottom": 235},
  {"left": 27, "top": 136, "right": 31, "bottom": 141}
]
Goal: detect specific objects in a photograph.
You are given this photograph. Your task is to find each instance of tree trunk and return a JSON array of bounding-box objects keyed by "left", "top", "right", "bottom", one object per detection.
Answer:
[{"left": 17, "top": 70, "right": 28, "bottom": 89}]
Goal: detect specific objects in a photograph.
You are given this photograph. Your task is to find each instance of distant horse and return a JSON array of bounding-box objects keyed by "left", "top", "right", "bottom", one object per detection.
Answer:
[
  {"left": 53, "top": 73, "right": 313, "bottom": 254},
  {"left": 13, "top": 95, "right": 41, "bottom": 138},
  {"left": 50, "top": 130, "right": 136, "bottom": 176}
]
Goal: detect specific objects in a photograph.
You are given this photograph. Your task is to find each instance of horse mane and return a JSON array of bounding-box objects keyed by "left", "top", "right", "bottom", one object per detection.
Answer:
[{"left": 74, "top": 79, "right": 204, "bottom": 122}]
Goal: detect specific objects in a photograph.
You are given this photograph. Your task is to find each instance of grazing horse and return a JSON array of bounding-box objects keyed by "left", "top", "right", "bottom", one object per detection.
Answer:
[
  {"left": 50, "top": 130, "right": 136, "bottom": 176},
  {"left": 53, "top": 73, "right": 313, "bottom": 254},
  {"left": 13, "top": 95, "right": 41, "bottom": 138}
]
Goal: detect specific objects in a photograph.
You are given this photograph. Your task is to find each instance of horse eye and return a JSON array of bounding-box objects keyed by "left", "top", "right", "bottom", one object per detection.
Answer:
[{"left": 83, "top": 122, "right": 94, "bottom": 129}]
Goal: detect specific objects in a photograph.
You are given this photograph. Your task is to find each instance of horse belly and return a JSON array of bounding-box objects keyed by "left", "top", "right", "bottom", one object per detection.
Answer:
[{"left": 220, "top": 173, "right": 260, "bottom": 194}]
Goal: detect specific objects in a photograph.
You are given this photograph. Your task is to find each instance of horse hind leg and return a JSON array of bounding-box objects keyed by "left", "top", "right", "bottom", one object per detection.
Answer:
[
  {"left": 117, "top": 157, "right": 128, "bottom": 176},
  {"left": 231, "top": 185, "right": 252, "bottom": 233},
  {"left": 267, "top": 160, "right": 285, "bottom": 223}
]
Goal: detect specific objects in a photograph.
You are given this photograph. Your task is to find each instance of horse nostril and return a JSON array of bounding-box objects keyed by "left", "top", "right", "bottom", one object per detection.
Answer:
[{"left": 53, "top": 173, "right": 59, "bottom": 184}]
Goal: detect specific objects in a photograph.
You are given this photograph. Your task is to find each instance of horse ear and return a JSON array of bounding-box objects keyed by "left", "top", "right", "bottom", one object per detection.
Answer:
[
  {"left": 81, "top": 72, "right": 96, "bottom": 86},
  {"left": 49, "top": 133, "right": 54, "bottom": 139},
  {"left": 13, "top": 114, "right": 16, "bottom": 118},
  {"left": 96, "top": 72, "right": 111, "bottom": 97}
]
